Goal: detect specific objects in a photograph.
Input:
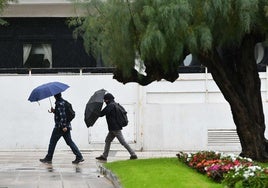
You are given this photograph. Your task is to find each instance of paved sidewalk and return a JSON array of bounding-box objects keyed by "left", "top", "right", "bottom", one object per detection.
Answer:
[{"left": 0, "top": 150, "right": 178, "bottom": 188}]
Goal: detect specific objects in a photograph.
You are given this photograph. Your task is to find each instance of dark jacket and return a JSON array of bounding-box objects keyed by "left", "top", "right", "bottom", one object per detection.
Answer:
[
  {"left": 54, "top": 98, "right": 70, "bottom": 129},
  {"left": 100, "top": 99, "right": 122, "bottom": 131}
]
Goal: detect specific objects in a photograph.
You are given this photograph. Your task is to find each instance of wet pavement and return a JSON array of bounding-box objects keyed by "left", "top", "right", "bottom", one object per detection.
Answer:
[
  {"left": 0, "top": 150, "right": 178, "bottom": 188},
  {"left": 0, "top": 151, "right": 114, "bottom": 188}
]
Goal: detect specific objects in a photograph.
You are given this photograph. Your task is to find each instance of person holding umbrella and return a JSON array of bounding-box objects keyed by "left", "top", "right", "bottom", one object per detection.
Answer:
[
  {"left": 40, "top": 93, "right": 84, "bottom": 164},
  {"left": 95, "top": 93, "right": 138, "bottom": 161}
]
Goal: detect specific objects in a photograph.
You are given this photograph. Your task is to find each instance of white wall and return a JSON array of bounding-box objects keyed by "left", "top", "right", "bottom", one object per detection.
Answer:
[
  {"left": 0, "top": 74, "right": 137, "bottom": 151},
  {"left": 1, "top": 71, "right": 267, "bottom": 152}
]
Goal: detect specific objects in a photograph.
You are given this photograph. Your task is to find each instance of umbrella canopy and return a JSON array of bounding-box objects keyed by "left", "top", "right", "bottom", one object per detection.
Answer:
[
  {"left": 84, "top": 89, "right": 106, "bottom": 128},
  {"left": 28, "top": 81, "right": 69, "bottom": 102}
]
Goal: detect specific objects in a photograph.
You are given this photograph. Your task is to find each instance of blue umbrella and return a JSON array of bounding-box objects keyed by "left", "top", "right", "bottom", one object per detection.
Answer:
[{"left": 28, "top": 81, "right": 69, "bottom": 103}]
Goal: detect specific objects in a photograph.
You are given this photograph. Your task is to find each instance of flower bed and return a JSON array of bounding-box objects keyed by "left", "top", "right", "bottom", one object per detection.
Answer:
[{"left": 177, "top": 151, "right": 268, "bottom": 187}]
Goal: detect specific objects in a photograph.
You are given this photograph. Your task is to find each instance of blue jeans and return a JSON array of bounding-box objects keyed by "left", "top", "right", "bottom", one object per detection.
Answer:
[{"left": 45, "top": 128, "right": 83, "bottom": 160}]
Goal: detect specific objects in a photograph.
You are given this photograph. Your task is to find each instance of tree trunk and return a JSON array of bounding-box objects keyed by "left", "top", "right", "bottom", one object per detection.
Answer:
[{"left": 199, "top": 34, "right": 268, "bottom": 161}]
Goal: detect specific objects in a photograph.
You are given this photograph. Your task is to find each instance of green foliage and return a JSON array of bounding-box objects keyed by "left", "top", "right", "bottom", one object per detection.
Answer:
[
  {"left": 223, "top": 165, "right": 268, "bottom": 188},
  {"left": 70, "top": 0, "right": 268, "bottom": 80},
  {"left": 0, "top": 0, "right": 16, "bottom": 13},
  {"left": 178, "top": 151, "right": 268, "bottom": 188},
  {"left": 69, "top": 0, "right": 136, "bottom": 77},
  {"left": 0, "top": 0, "right": 16, "bottom": 26},
  {"left": 105, "top": 154, "right": 268, "bottom": 188}
]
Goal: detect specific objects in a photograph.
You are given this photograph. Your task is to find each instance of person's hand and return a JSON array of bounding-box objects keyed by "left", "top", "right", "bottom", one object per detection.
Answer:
[
  {"left": 62, "top": 127, "right": 68, "bottom": 132},
  {"left": 51, "top": 107, "right": 55, "bottom": 113},
  {"left": 48, "top": 107, "right": 55, "bottom": 113}
]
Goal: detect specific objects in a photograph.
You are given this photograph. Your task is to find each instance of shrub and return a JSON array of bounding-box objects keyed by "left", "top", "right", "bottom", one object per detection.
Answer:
[
  {"left": 177, "top": 151, "right": 268, "bottom": 187},
  {"left": 223, "top": 164, "right": 268, "bottom": 187}
]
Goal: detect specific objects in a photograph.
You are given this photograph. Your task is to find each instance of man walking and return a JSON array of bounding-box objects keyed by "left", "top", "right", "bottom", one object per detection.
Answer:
[
  {"left": 96, "top": 93, "right": 137, "bottom": 161},
  {"left": 40, "top": 93, "right": 84, "bottom": 164}
]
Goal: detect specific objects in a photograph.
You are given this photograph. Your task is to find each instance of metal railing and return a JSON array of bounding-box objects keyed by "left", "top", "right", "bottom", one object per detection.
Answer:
[
  {"left": 0, "top": 66, "right": 207, "bottom": 75},
  {"left": 0, "top": 64, "right": 265, "bottom": 76}
]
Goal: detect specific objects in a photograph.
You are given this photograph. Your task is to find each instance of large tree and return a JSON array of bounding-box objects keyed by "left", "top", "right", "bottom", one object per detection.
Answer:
[{"left": 72, "top": 0, "right": 268, "bottom": 161}]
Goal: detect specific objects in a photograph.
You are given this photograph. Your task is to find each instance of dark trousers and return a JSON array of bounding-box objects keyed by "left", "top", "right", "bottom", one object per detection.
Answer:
[
  {"left": 103, "top": 130, "right": 136, "bottom": 158},
  {"left": 45, "top": 128, "right": 83, "bottom": 160}
]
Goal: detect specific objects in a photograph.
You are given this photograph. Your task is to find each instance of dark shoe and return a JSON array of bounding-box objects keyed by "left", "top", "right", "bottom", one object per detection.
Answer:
[
  {"left": 72, "top": 158, "right": 84, "bottom": 164},
  {"left": 130, "top": 155, "right": 138, "bottom": 160},
  {"left": 40, "top": 158, "right": 52, "bottom": 164},
  {"left": 95, "top": 156, "right": 107, "bottom": 161}
]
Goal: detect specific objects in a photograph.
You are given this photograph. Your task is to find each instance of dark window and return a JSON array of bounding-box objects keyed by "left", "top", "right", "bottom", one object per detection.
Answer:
[{"left": 23, "top": 43, "right": 52, "bottom": 68}]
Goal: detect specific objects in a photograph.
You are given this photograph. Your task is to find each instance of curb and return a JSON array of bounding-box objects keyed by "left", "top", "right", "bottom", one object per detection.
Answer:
[{"left": 98, "top": 163, "right": 122, "bottom": 188}]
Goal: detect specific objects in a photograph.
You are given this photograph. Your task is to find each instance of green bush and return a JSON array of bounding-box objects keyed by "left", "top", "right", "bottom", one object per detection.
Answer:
[{"left": 177, "top": 151, "right": 268, "bottom": 187}]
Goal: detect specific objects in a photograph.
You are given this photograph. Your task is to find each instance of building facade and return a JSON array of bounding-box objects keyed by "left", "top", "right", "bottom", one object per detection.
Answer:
[
  {"left": 0, "top": 1, "right": 268, "bottom": 153},
  {"left": 0, "top": 0, "right": 96, "bottom": 71}
]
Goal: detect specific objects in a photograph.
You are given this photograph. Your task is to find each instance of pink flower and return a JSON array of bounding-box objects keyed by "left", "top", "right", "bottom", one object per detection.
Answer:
[{"left": 207, "top": 164, "right": 221, "bottom": 171}]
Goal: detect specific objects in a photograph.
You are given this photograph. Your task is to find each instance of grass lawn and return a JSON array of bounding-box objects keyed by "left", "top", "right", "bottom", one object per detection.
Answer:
[{"left": 104, "top": 158, "right": 223, "bottom": 188}]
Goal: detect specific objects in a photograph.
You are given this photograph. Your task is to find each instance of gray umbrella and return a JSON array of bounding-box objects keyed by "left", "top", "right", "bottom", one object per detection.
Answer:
[{"left": 84, "top": 89, "right": 106, "bottom": 128}]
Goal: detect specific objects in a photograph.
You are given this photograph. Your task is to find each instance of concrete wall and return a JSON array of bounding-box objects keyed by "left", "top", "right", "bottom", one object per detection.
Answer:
[{"left": 1, "top": 71, "right": 268, "bottom": 152}]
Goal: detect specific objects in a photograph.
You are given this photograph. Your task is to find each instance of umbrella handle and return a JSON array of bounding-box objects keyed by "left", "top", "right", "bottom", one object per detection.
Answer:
[
  {"left": 49, "top": 97, "right": 52, "bottom": 107},
  {"left": 48, "top": 97, "right": 54, "bottom": 113}
]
